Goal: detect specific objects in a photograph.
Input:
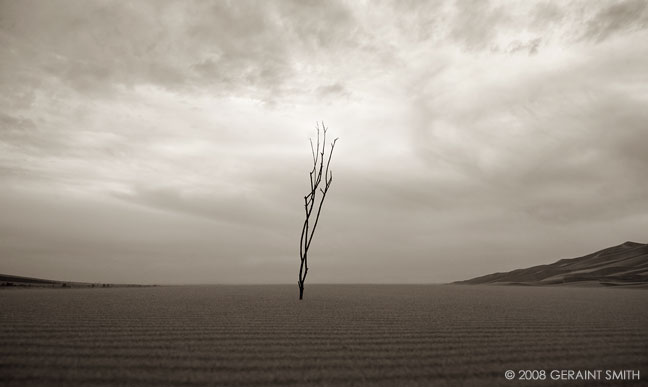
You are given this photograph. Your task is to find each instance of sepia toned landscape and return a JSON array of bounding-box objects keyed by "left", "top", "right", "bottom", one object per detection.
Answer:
[
  {"left": 2, "top": 242, "right": 646, "bottom": 385},
  {"left": 2, "top": 0, "right": 648, "bottom": 385},
  {"left": 1, "top": 284, "right": 647, "bottom": 387}
]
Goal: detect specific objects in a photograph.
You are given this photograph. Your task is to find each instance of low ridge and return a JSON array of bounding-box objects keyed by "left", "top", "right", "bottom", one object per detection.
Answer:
[{"left": 0, "top": 274, "right": 151, "bottom": 288}]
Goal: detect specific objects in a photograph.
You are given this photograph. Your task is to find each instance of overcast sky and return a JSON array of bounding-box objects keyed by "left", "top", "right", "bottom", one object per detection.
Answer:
[{"left": 1, "top": 0, "right": 647, "bottom": 284}]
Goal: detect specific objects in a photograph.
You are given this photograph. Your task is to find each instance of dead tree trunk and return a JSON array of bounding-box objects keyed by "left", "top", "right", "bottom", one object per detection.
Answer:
[{"left": 298, "top": 123, "right": 338, "bottom": 300}]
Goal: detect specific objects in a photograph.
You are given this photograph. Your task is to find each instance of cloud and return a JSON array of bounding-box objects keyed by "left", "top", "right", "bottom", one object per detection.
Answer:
[
  {"left": 316, "top": 82, "right": 350, "bottom": 99},
  {"left": 507, "top": 38, "right": 542, "bottom": 55},
  {"left": 1, "top": 0, "right": 647, "bottom": 284},
  {"left": 409, "top": 31, "right": 648, "bottom": 225},
  {"left": 0, "top": 0, "right": 362, "bottom": 103},
  {"left": 450, "top": 0, "right": 510, "bottom": 50},
  {"left": 112, "top": 184, "right": 294, "bottom": 230},
  {"left": 583, "top": 0, "right": 648, "bottom": 42}
]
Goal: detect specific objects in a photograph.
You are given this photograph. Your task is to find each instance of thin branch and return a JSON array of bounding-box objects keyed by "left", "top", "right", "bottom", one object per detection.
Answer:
[
  {"left": 324, "top": 138, "right": 338, "bottom": 184},
  {"left": 298, "top": 122, "right": 338, "bottom": 299},
  {"left": 309, "top": 138, "right": 316, "bottom": 164}
]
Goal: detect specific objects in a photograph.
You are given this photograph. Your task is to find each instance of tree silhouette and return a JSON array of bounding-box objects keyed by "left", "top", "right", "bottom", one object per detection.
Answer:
[{"left": 298, "top": 123, "right": 338, "bottom": 300}]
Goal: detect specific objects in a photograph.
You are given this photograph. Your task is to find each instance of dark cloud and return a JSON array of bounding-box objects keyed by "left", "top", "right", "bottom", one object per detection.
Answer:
[
  {"left": 531, "top": 1, "right": 564, "bottom": 28},
  {"left": 450, "top": 0, "right": 510, "bottom": 50},
  {"left": 584, "top": 0, "right": 648, "bottom": 42},
  {"left": 316, "top": 82, "right": 350, "bottom": 99},
  {"left": 0, "top": 0, "right": 360, "bottom": 101},
  {"left": 507, "top": 38, "right": 542, "bottom": 55}
]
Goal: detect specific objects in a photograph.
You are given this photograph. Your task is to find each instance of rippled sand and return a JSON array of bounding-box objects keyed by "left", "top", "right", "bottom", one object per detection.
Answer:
[{"left": 1, "top": 285, "right": 646, "bottom": 386}]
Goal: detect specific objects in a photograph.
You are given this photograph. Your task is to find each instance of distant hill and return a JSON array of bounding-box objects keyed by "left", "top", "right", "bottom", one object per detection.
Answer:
[
  {"left": 455, "top": 241, "right": 648, "bottom": 287},
  {"left": 0, "top": 274, "right": 152, "bottom": 288}
]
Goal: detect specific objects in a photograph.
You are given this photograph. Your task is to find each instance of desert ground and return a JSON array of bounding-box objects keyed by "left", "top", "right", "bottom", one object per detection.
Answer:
[{"left": 1, "top": 285, "right": 646, "bottom": 386}]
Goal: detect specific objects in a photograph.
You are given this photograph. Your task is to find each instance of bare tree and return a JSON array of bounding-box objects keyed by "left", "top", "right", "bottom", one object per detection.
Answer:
[{"left": 298, "top": 123, "right": 338, "bottom": 300}]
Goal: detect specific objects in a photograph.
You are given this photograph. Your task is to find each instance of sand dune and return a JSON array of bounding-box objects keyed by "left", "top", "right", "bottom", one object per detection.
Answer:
[{"left": 456, "top": 241, "right": 648, "bottom": 287}]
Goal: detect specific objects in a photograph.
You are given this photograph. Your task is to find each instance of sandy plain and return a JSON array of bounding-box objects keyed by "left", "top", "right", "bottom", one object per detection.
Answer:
[{"left": 1, "top": 285, "right": 646, "bottom": 386}]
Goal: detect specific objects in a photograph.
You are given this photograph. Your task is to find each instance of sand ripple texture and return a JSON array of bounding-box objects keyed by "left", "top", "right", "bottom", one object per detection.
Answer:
[{"left": 1, "top": 285, "right": 647, "bottom": 386}]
